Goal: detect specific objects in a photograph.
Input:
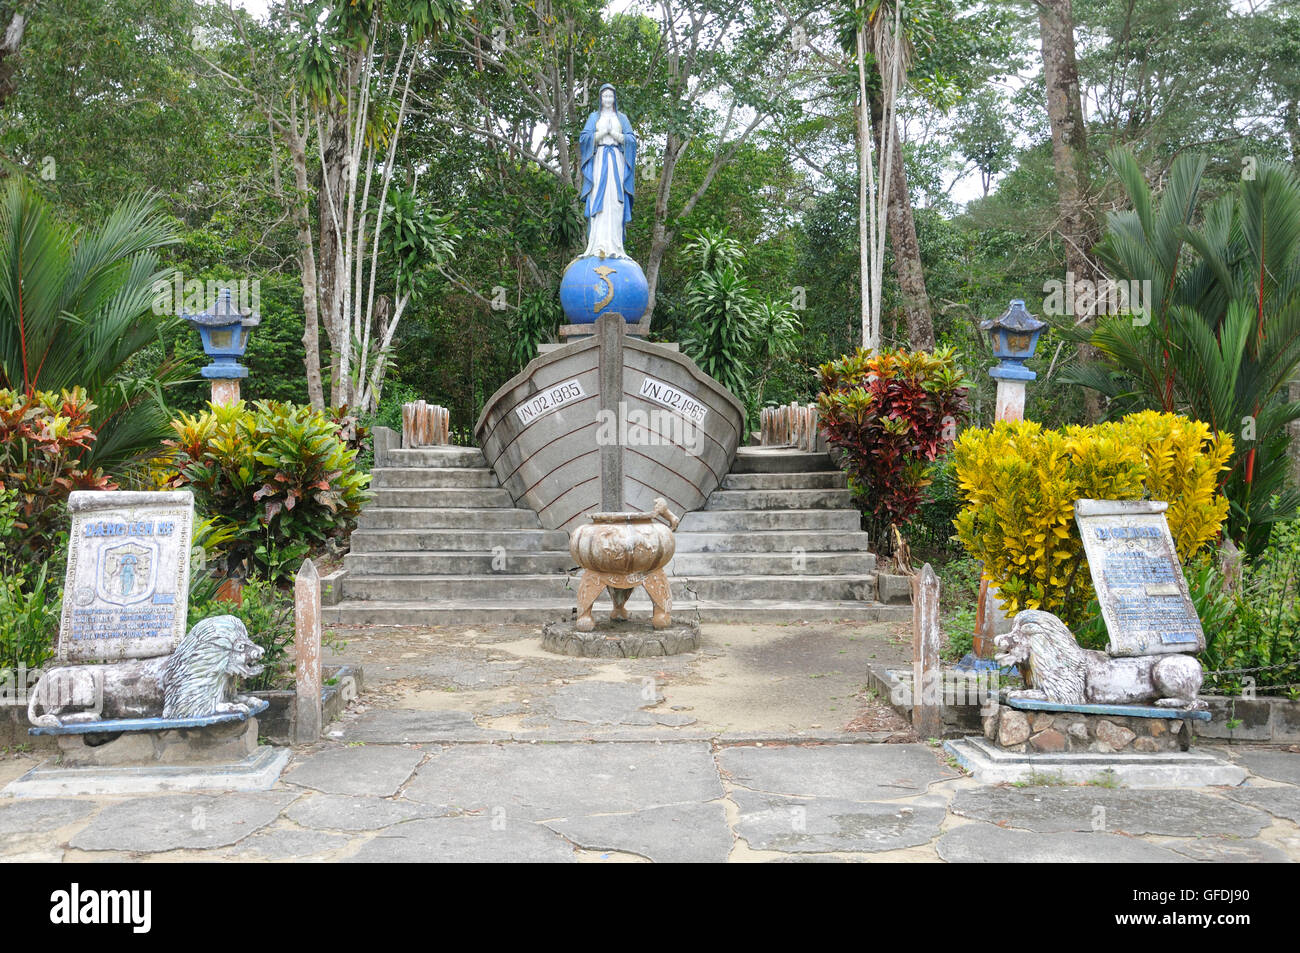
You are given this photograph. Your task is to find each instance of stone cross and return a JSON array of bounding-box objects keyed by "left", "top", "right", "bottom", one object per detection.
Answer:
[
  {"left": 294, "top": 558, "right": 323, "bottom": 744},
  {"left": 911, "top": 562, "right": 942, "bottom": 738}
]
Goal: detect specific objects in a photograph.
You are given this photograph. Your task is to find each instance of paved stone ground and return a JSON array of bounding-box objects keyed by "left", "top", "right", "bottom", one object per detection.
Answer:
[{"left": 0, "top": 621, "right": 1297, "bottom": 863}]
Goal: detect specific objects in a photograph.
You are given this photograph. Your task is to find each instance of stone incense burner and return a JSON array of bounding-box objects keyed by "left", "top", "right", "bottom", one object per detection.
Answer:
[{"left": 570, "top": 498, "right": 679, "bottom": 631}]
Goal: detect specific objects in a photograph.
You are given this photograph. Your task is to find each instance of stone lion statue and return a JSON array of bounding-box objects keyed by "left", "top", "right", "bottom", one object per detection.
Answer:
[
  {"left": 28, "top": 616, "right": 265, "bottom": 729},
  {"left": 994, "top": 609, "right": 1205, "bottom": 710}
]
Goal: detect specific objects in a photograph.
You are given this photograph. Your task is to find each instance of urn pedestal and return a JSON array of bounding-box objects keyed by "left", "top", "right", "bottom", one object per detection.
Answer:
[{"left": 569, "top": 500, "right": 679, "bottom": 632}]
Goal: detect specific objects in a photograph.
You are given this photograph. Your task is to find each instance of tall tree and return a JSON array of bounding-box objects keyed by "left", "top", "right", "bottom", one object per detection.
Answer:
[{"left": 1036, "top": 0, "right": 1101, "bottom": 420}]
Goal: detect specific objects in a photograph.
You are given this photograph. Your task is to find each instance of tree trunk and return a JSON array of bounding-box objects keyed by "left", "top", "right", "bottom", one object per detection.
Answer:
[
  {"left": 287, "top": 126, "right": 326, "bottom": 410},
  {"left": 642, "top": 133, "right": 684, "bottom": 324},
  {"left": 1284, "top": 98, "right": 1300, "bottom": 165},
  {"left": 317, "top": 111, "right": 349, "bottom": 408},
  {"left": 869, "top": 95, "right": 934, "bottom": 351},
  {"left": 1038, "top": 0, "right": 1103, "bottom": 422},
  {"left": 0, "top": 9, "right": 24, "bottom": 108},
  {"left": 857, "top": 22, "right": 875, "bottom": 352}
]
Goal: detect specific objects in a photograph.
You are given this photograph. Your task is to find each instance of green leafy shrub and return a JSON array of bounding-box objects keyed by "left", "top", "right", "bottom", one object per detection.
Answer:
[
  {"left": 0, "top": 179, "right": 184, "bottom": 475},
  {"left": 943, "top": 605, "right": 976, "bottom": 662},
  {"left": 188, "top": 578, "right": 292, "bottom": 692},
  {"left": 0, "top": 387, "right": 113, "bottom": 566},
  {"left": 0, "top": 485, "right": 59, "bottom": 669},
  {"left": 816, "top": 347, "right": 970, "bottom": 544},
  {"left": 1203, "top": 512, "right": 1300, "bottom": 696},
  {"left": 162, "top": 400, "right": 371, "bottom": 581},
  {"left": 952, "top": 411, "right": 1233, "bottom": 629},
  {"left": 1066, "top": 151, "right": 1300, "bottom": 556},
  {"left": 679, "top": 227, "right": 801, "bottom": 414}
]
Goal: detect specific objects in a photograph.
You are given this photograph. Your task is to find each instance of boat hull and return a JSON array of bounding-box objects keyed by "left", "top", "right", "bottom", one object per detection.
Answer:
[{"left": 474, "top": 338, "right": 745, "bottom": 533}]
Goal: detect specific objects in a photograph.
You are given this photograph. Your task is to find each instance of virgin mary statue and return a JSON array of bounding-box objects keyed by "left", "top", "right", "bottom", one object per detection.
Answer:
[{"left": 579, "top": 84, "right": 637, "bottom": 259}]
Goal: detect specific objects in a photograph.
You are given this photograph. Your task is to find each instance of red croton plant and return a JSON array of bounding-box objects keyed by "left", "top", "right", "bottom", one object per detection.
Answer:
[
  {"left": 0, "top": 387, "right": 114, "bottom": 563},
  {"left": 816, "top": 347, "right": 969, "bottom": 545}
]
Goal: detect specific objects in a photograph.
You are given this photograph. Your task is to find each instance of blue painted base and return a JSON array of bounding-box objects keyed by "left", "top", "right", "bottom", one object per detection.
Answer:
[
  {"left": 1005, "top": 697, "right": 1211, "bottom": 721},
  {"left": 200, "top": 362, "right": 249, "bottom": 379},
  {"left": 954, "top": 653, "right": 1019, "bottom": 677},
  {"left": 988, "top": 363, "right": 1036, "bottom": 382},
  {"left": 29, "top": 697, "right": 269, "bottom": 736}
]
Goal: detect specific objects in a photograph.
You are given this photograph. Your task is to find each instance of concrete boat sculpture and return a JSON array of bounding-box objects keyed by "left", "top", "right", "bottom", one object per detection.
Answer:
[{"left": 474, "top": 326, "right": 744, "bottom": 533}]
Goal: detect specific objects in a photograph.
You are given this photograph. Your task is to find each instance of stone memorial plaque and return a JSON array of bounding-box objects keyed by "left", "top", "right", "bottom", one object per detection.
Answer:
[
  {"left": 58, "top": 490, "right": 195, "bottom": 662},
  {"left": 1074, "top": 499, "right": 1204, "bottom": 657}
]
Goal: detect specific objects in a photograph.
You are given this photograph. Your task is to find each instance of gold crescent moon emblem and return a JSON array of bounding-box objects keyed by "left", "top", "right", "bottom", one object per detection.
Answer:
[{"left": 592, "top": 265, "right": 616, "bottom": 313}]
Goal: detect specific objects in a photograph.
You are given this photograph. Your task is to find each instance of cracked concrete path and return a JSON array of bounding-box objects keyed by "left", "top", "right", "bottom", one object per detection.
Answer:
[{"left": 1, "top": 620, "right": 1298, "bottom": 863}]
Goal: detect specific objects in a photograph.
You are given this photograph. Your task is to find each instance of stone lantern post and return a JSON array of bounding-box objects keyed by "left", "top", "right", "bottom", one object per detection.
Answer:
[
  {"left": 182, "top": 288, "right": 260, "bottom": 406},
  {"left": 972, "top": 299, "right": 1046, "bottom": 660},
  {"left": 979, "top": 298, "right": 1046, "bottom": 424}
]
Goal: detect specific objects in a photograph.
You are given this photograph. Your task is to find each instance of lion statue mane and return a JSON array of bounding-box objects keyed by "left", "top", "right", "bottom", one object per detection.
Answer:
[
  {"left": 28, "top": 615, "right": 265, "bottom": 729},
  {"left": 994, "top": 609, "right": 1205, "bottom": 710}
]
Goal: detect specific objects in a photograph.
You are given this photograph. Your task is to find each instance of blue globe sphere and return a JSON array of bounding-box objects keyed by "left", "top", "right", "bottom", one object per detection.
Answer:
[{"left": 559, "top": 255, "right": 649, "bottom": 324}]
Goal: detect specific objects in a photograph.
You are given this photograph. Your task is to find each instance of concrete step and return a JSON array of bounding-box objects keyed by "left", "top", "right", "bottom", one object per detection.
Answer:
[
  {"left": 350, "top": 528, "right": 568, "bottom": 553},
  {"left": 370, "top": 467, "right": 499, "bottom": 489},
  {"left": 381, "top": 447, "right": 487, "bottom": 468},
  {"left": 677, "top": 509, "right": 861, "bottom": 532},
  {"left": 356, "top": 508, "right": 542, "bottom": 530},
  {"left": 673, "top": 530, "right": 870, "bottom": 553},
  {"left": 668, "top": 551, "right": 876, "bottom": 575},
  {"left": 341, "top": 573, "right": 879, "bottom": 603},
  {"left": 721, "top": 471, "right": 847, "bottom": 490},
  {"left": 371, "top": 487, "right": 516, "bottom": 508},
  {"left": 326, "top": 599, "right": 910, "bottom": 626},
  {"left": 704, "top": 488, "right": 855, "bottom": 510},
  {"left": 344, "top": 551, "right": 575, "bottom": 575},
  {"left": 731, "top": 448, "right": 833, "bottom": 473}
]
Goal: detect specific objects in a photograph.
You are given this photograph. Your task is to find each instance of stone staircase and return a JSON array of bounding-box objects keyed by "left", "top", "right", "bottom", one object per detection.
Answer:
[{"left": 326, "top": 445, "right": 909, "bottom": 626}]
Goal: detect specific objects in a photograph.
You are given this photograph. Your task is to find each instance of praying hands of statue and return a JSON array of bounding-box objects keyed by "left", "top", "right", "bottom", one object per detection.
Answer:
[{"left": 596, "top": 113, "right": 624, "bottom": 146}]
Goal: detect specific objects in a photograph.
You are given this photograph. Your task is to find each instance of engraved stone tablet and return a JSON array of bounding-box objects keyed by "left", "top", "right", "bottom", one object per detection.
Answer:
[
  {"left": 1074, "top": 499, "right": 1204, "bottom": 657},
  {"left": 58, "top": 490, "right": 195, "bottom": 662}
]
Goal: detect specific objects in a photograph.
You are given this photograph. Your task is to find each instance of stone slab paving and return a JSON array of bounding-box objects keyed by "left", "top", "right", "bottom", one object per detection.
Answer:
[
  {"left": 1220, "top": 785, "right": 1300, "bottom": 825},
  {"left": 2, "top": 739, "right": 1299, "bottom": 862},
  {"left": 69, "top": 792, "right": 299, "bottom": 852},
  {"left": 544, "top": 802, "right": 733, "bottom": 863},
  {"left": 282, "top": 745, "right": 426, "bottom": 797},
  {"left": 1, "top": 622, "right": 1298, "bottom": 863},
  {"left": 335, "top": 709, "right": 500, "bottom": 743},
  {"left": 400, "top": 742, "right": 724, "bottom": 819},
  {"left": 284, "top": 793, "right": 442, "bottom": 831},
  {"left": 949, "top": 787, "right": 1269, "bottom": 838},
  {"left": 731, "top": 790, "right": 947, "bottom": 853},
  {"left": 717, "top": 743, "right": 958, "bottom": 800},
  {"left": 230, "top": 827, "right": 352, "bottom": 861},
  {"left": 1230, "top": 749, "right": 1300, "bottom": 785},
  {"left": 345, "top": 815, "right": 577, "bottom": 863},
  {"left": 548, "top": 681, "right": 697, "bottom": 727},
  {"left": 1162, "top": 838, "right": 1293, "bottom": 863},
  {"left": 936, "top": 823, "right": 1194, "bottom": 863},
  {"left": 0, "top": 798, "right": 94, "bottom": 836}
]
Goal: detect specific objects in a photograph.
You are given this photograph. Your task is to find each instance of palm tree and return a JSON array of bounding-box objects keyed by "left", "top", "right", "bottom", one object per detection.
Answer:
[
  {"left": 0, "top": 178, "right": 182, "bottom": 475},
  {"left": 1064, "top": 149, "right": 1300, "bottom": 555}
]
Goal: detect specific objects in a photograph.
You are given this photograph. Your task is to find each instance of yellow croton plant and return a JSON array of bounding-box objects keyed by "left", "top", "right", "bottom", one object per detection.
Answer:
[{"left": 952, "top": 411, "right": 1232, "bottom": 628}]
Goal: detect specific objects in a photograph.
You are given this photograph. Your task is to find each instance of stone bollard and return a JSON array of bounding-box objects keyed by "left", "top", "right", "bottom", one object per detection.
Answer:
[
  {"left": 294, "top": 558, "right": 323, "bottom": 744},
  {"left": 911, "top": 563, "right": 942, "bottom": 739}
]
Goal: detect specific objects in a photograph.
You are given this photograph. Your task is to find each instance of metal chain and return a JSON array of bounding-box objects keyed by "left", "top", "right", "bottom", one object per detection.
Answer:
[{"left": 1203, "top": 659, "right": 1300, "bottom": 676}]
